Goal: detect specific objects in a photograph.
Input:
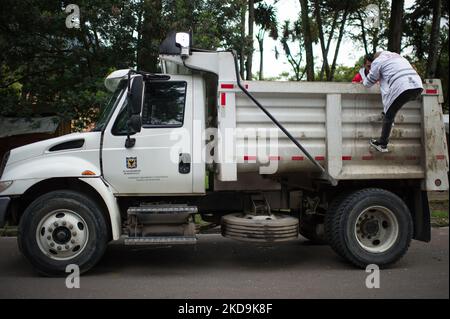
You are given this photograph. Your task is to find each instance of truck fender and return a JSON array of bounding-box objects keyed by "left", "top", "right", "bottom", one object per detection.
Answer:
[{"left": 78, "top": 177, "right": 122, "bottom": 240}]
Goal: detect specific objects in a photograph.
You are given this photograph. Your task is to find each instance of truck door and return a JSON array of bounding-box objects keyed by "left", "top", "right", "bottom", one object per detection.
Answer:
[{"left": 102, "top": 76, "right": 193, "bottom": 195}]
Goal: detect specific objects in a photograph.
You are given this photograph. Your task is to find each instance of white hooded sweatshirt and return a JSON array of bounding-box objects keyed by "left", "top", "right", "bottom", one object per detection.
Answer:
[
  {"left": 363, "top": 51, "right": 423, "bottom": 113},
  {"left": 359, "top": 67, "right": 367, "bottom": 82}
]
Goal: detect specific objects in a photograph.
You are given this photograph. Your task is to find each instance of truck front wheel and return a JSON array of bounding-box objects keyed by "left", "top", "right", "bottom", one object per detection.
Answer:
[
  {"left": 18, "top": 190, "right": 109, "bottom": 276},
  {"left": 325, "top": 188, "right": 413, "bottom": 268}
]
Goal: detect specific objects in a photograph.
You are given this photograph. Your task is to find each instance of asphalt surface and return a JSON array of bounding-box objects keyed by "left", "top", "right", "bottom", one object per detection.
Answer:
[{"left": 0, "top": 227, "right": 448, "bottom": 299}]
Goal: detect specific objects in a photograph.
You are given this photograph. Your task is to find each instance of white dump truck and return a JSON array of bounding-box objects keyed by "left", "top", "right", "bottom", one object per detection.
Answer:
[{"left": 0, "top": 32, "right": 448, "bottom": 276}]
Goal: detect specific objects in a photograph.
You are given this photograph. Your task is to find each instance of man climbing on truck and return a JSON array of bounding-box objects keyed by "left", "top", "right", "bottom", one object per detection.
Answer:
[{"left": 363, "top": 51, "right": 423, "bottom": 153}]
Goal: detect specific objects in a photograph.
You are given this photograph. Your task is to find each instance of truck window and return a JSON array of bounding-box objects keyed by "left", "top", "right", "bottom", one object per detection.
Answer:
[
  {"left": 111, "top": 100, "right": 129, "bottom": 136},
  {"left": 92, "top": 79, "right": 126, "bottom": 132},
  {"left": 142, "top": 81, "right": 186, "bottom": 128}
]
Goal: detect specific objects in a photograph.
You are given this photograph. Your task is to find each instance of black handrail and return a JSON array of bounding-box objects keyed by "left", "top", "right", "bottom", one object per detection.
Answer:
[{"left": 230, "top": 50, "right": 337, "bottom": 186}]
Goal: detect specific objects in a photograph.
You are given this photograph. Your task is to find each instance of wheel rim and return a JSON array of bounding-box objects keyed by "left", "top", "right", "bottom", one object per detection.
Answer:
[
  {"left": 354, "top": 206, "right": 399, "bottom": 253},
  {"left": 36, "top": 209, "right": 89, "bottom": 260}
]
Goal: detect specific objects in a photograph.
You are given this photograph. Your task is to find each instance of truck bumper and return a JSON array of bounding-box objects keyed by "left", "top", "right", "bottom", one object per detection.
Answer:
[{"left": 0, "top": 197, "right": 11, "bottom": 228}]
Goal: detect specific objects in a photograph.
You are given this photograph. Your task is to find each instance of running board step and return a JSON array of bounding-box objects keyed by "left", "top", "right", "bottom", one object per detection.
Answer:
[
  {"left": 128, "top": 205, "right": 198, "bottom": 214},
  {"left": 127, "top": 205, "right": 198, "bottom": 225},
  {"left": 124, "top": 236, "right": 197, "bottom": 245}
]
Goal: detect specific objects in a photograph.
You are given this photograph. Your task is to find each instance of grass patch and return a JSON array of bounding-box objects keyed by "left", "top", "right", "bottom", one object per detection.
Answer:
[
  {"left": 194, "top": 214, "right": 210, "bottom": 226},
  {"left": 194, "top": 214, "right": 220, "bottom": 233},
  {"left": 432, "top": 210, "right": 449, "bottom": 218},
  {"left": 0, "top": 226, "right": 18, "bottom": 237},
  {"left": 431, "top": 210, "right": 449, "bottom": 227}
]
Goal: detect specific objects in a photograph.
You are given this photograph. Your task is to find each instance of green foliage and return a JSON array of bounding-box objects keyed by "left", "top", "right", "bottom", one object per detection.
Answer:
[
  {"left": 0, "top": 0, "right": 138, "bottom": 127},
  {"left": 345, "top": 0, "right": 391, "bottom": 54},
  {"left": 255, "top": 2, "right": 278, "bottom": 40},
  {"left": 279, "top": 20, "right": 306, "bottom": 81},
  {"left": 0, "top": 0, "right": 244, "bottom": 130},
  {"left": 0, "top": 0, "right": 448, "bottom": 129},
  {"left": 329, "top": 64, "right": 360, "bottom": 82},
  {"left": 404, "top": 0, "right": 449, "bottom": 112}
]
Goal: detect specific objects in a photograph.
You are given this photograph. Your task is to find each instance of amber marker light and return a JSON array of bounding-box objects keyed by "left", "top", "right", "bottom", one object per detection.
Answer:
[{"left": 81, "top": 170, "right": 96, "bottom": 176}]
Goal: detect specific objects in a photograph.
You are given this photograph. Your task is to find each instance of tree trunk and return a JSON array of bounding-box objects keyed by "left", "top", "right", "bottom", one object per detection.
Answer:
[
  {"left": 246, "top": 0, "right": 255, "bottom": 80},
  {"left": 258, "top": 36, "right": 264, "bottom": 80},
  {"left": 135, "top": 1, "right": 144, "bottom": 68},
  {"left": 138, "top": 0, "right": 163, "bottom": 72},
  {"left": 426, "top": 0, "right": 442, "bottom": 78},
  {"left": 319, "top": 11, "right": 338, "bottom": 80},
  {"left": 313, "top": 0, "right": 329, "bottom": 80},
  {"left": 387, "top": 0, "right": 404, "bottom": 53},
  {"left": 330, "top": 9, "right": 348, "bottom": 81},
  {"left": 325, "top": 11, "right": 338, "bottom": 55},
  {"left": 300, "top": 0, "right": 314, "bottom": 81},
  {"left": 357, "top": 10, "right": 369, "bottom": 56},
  {"left": 239, "top": 4, "right": 246, "bottom": 79}
]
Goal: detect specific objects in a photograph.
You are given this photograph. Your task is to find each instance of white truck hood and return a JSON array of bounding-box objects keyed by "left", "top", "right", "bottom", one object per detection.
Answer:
[{"left": 7, "top": 132, "right": 101, "bottom": 165}]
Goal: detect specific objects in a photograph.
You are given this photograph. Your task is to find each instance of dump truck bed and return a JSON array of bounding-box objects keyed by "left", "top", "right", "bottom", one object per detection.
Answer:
[{"left": 215, "top": 80, "right": 448, "bottom": 191}]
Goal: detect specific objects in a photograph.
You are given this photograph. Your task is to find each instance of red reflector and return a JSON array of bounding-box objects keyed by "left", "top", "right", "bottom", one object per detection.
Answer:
[
  {"left": 362, "top": 155, "right": 374, "bottom": 160},
  {"left": 315, "top": 156, "right": 325, "bottom": 161},
  {"left": 425, "top": 89, "right": 438, "bottom": 94},
  {"left": 244, "top": 155, "right": 257, "bottom": 161},
  {"left": 292, "top": 156, "right": 304, "bottom": 161},
  {"left": 221, "top": 83, "right": 234, "bottom": 89},
  {"left": 245, "top": 84, "right": 249, "bottom": 89},
  {"left": 342, "top": 156, "right": 352, "bottom": 161},
  {"left": 220, "top": 93, "right": 226, "bottom": 106},
  {"left": 436, "top": 155, "right": 445, "bottom": 160},
  {"left": 269, "top": 156, "right": 281, "bottom": 161}
]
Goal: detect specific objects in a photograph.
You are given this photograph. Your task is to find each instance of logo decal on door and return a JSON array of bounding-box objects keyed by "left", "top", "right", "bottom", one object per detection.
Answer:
[{"left": 126, "top": 157, "right": 137, "bottom": 169}]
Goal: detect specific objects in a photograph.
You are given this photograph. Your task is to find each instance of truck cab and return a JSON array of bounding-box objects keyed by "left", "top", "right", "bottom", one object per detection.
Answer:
[{"left": 101, "top": 73, "right": 206, "bottom": 195}]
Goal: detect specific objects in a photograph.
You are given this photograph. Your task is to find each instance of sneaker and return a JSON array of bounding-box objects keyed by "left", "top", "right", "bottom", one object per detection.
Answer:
[{"left": 369, "top": 139, "right": 389, "bottom": 153}]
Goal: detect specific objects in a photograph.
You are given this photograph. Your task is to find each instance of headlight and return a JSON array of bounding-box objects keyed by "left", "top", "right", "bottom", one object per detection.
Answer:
[
  {"left": 0, "top": 180, "right": 13, "bottom": 193},
  {"left": 0, "top": 151, "right": 10, "bottom": 179}
]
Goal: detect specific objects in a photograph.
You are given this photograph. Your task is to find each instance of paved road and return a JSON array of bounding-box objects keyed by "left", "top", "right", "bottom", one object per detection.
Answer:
[{"left": 0, "top": 228, "right": 448, "bottom": 299}]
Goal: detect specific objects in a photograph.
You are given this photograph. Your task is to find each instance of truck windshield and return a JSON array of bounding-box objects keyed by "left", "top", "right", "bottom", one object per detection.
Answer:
[{"left": 92, "top": 80, "right": 126, "bottom": 132}]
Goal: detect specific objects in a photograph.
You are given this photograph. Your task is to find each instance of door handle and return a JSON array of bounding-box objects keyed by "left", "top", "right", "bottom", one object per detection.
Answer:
[{"left": 178, "top": 153, "right": 191, "bottom": 174}]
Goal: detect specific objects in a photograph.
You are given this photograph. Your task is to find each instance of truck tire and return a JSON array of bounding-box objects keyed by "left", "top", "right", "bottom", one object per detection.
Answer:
[
  {"left": 325, "top": 188, "right": 413, "bottom": 268},
  {"left": 324, "top": 192, "right": 352, "bottom": 251},
  {"left": 18, "top": 190, "right": 109, "bottom": 276}
]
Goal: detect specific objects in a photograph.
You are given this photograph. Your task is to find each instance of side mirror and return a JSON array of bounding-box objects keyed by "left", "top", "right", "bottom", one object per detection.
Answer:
[
  {"left": 129, "top": 75, "right": 144, "bottom": 116},
  {"left": 125, "top": 75, "right": 143, "bottom": 148},
  {"left": 127, "top": 114, "right": 142, "bottom": 134}
]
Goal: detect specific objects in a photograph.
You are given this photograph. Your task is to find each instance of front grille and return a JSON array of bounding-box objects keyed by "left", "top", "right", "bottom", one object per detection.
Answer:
[{"left": 0, "top": 151, "right": 10, "bottom": 180}]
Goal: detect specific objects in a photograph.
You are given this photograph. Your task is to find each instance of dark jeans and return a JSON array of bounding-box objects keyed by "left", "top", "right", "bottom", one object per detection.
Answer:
[{"left": 379, "top": 88, "right": 423, "bottom": 145}]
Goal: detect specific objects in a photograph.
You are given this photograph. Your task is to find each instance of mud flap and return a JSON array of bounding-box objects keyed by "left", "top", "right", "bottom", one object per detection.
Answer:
[{"left": 411, "top": 189, "right": 431, "bottom": 242}]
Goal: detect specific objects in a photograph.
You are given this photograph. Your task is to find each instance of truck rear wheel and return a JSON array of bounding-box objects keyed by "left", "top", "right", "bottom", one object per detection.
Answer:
[
  {"left": 18, "top": 190, "right": 108, "bottom": 276},
  {"left": 324, "top": 188, "right": 413, "bottom": 268}
]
